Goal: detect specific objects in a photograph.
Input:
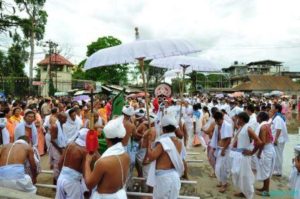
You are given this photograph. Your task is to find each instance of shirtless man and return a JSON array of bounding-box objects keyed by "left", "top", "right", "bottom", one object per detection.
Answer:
[
  {"left": 0, "top": 135, "right": 37, "bottom": 193},
  {"left": 56, "top": 128, "right": 100, "bottom": 199},
  {"left": 84, "top": 117, "right": 130, "bottom": 199},
  {"left": 49, "top": 112, "right": 67, "bottom": 185},
  {"left": 121, "top": 105, "right": 136, "bottom": 147},
  {"left": 211, "top": 111, "right": 233, "bottom": 193},
  {"left": 146, "top": 116, "right": 184, "bottom": 199}
]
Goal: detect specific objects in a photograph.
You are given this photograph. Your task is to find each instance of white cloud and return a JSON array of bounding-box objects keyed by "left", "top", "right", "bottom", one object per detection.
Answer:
[{"left": 27, "top": 0, "right": 300, "bottom": 72}]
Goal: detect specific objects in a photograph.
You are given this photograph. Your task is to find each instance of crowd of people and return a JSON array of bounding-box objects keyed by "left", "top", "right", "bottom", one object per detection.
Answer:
[{"left": 0, "top": 94, "right": 300, "bottom": 199}]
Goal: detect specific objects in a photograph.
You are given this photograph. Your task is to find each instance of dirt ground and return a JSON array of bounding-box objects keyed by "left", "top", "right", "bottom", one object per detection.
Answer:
[{"left": 36, "top": 146, "right": 292, "bottom": 199}]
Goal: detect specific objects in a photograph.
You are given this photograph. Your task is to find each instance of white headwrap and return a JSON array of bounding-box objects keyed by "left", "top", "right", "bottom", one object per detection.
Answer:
[
  {"left": 14, "top": 121, "right": 38, "bottom": 146},
  {"left": 294, "top": 145, "right": 300, "bottom": 156},
  {"left": 122, "top": 105, "right": 135, "bottom": 116},
  {"left": 161, "top": 116, "right": 177, "bottom": 127},
  {"left": 135, "top": 108, "right": 145, "bottom": 119},
  {"left": 103, "top": 117, "right": 126, "bottom": 139},
  {"left": 75, "top": 128, "right": 89, "bottom": 147}
]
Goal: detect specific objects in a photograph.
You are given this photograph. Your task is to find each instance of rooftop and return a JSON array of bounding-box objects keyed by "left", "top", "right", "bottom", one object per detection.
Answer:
[
  {"left": 37, "top": 53, "right": 73, "bottom": 67},
  {"left": 234, "top": 75, "right": 300, "bottom": 91}
]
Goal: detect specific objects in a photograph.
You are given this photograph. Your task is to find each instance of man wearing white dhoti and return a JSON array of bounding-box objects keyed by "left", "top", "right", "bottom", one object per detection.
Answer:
[
  {"left": 289, "top": 145, "right": 300, "bottom": 199},
  {"left": 63, "top": 108, "right": 81, "bottom": 144},
  {"left": 146, "top": 116, "right": 184, "bottom": 199},
  {"left": 230, "top": 112, "right": 262, "bottom": 199},
  {"left": 246, "top": 105, "right": 259, "bottom": 133},
  {"left": 270, "top": 104, "right": 289, "bottom": 176},
  {"left": 211, "top": 111, "right": 233, "bottom": 193},
  {"left": 0, "top": 135, "right": 37, "bottom": 193},
  {"left": 50, "top": 112, "right": 67, "bottom": 185},
  {"left": 249, "top": 112, "right": 276, "bottom": 197},
  {"left": 84, "top": 117, "right": 130, "bottom": 199},
  {"left": 56, "top": 128, "right": 96, "bottom": 199}
]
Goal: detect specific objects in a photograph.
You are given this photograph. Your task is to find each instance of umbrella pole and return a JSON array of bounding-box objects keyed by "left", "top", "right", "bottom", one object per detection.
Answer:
[
  {"left": 138, "top": 58, "right": 151, "bottom": 128},
  {"left": 179, "top": 65, "right": 187, "bottom": 124}
]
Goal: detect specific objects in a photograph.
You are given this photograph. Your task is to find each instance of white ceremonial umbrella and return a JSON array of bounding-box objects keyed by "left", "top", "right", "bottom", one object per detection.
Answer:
[
  {"left": 84, "top": 39, "right": 200, "bottom": 124},
  {"left": 163, "top": 68, "right": 192, "bottom": 78},
  {"left": 150, "top": 55, "right": 220, "bottom": 122}
]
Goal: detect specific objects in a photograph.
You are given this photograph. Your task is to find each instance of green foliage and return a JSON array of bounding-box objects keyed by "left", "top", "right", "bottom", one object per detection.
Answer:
[
  {"left": 188, "top": 72, "right": 229, "bottom": 92},
  {"left": 74, "top": 36, "right": 129, "bottom": 85},
  {"left": 48, "top": 77, "right": 55, "bottom": 96}
]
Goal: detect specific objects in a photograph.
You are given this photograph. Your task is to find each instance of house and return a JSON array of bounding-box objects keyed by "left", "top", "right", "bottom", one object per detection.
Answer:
[
  {"left": 37, "top": 53, "right": 74, "bottom": 96},
  {"left": 223, "top": 60, "right": 289, "bottom": 87},
  {"left": 234, "top": 75, "right": 300, "bottom": 94}
]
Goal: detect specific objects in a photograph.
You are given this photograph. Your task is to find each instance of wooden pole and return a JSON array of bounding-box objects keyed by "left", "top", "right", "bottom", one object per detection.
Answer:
[{"left": 138, "top": 58, "right": 150, "bottom": 127}]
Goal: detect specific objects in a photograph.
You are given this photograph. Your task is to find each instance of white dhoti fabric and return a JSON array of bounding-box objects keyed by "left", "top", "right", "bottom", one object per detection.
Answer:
[
  {"left": 90, "top": 189, "right": 127, "bottom": 199},
  {"left": 56, "top": 167, "right": 84, "bottom": 199},
  {"left": 186, "top": 125, "right": 193, "bottom": 149},
  {"left": 0, "top": 164, "right": 36, "bottom": 193},
  {"left": 215, "top": 148, "right": 231, "bottom": 185},
  {"left": 136, "top": 148, "right": 150, "bottom": 178},
  {"left": 289, "top": 166, "right": 300, "bottom": 199},
  {"left": 48, "top": 143, "right": 61, "bottom": 180},
  {"left": 230, "top": 150, "right": 254, "bottom": 199},
  {"left": 254, "top": 144, "right": 276, "bottom": 181},
  {"left": 25, "top": 146, "right": 41, "bottom": 178},
  {"left": 273, "top": 142, "right": 285, "bottom": 175},
  {"left": 153, "top": 169, "right": 181, "bottom": 199}
]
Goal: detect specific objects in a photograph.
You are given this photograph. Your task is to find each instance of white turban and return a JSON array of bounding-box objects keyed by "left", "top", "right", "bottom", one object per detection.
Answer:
[
  {"left": 75, "top": 128, "right": 89, "bottom": 147},
  {"left": 103, "top": 117, "right": 126, "bottom": 139},
  {"left": 161, "top": 116, "right": 177, "bottom": 127},
  {"left": 122, "top": 105, "right": 135, "bottom": 116},
  {"left": 149, "top": 113, "right": 157, "bottom": 124},
  {"left": 294, "top": 145, "right": 300, "bottom": 156},
  {"left": 135, "top": 109, "right": 145, "bottom": 119}
]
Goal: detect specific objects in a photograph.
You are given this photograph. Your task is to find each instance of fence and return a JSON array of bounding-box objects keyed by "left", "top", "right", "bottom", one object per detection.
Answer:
[{"left": 0, "top": 77, "right": 95, "bottom": 97}]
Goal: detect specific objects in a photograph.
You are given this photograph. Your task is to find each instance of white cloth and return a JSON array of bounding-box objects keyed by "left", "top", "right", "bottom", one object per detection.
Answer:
[
  {"left": 56, "top": 167, "right": 84, "bottom": 199},
  {"left": 215, "top": 148, "right": 231, "bottom": 185},
  {"left": 91, "top": 142, "right": 127, "bottom": 199},
  {"left": 75, "top": 128, "right": 89, "bottom": 147},
  {"left": 153, "top": 169, "right": 181, "bottom": 199},
  {"left": 104, "top": 117, "right": 126, "bottom": 139},
  {"left": 146, "top": 133, "right": 184, "bottom": 187},
  {"left": 289, "top": 165, "right": 300, "bottom": 199},
  {"left": 56, "top": 121, "right": 67, "bottom": 148},
  {"left": 90, "top": 189, "right": 127, "bottom": 199},
  {"left": 1, "top": 127, "right": 10, "bottom": 145},
  {"left": 231, "top": 124, "right": 255, "bottom": 199},
  {"left": 229, "top": 106, "right": 243, "bottom": 118},
  {"left": 273, "top": 142, "right": 285, "bottom": 175},
  {"left": 248, "top": 113, "right": 259, "bottom": 132},
  {"left": 14, "top": 121, "right": 38, "bottom": 146},
  {"left": 0, "top": 164, "right": 37, "bottom": 193},
  {"left": 254, "top": 144, "right": 276, "bottom": 181},
  {"left": 210, "top": 120, "right": 233, "bottom": 149},
  {"left": 63, "top": 111, "right": 81, "bottom": 144},
  {"left": 84, "top": 118, "right": 104, "bottom": 128},
  {"left": 271, "top": 115, "right": 289, "bottom": 143}
]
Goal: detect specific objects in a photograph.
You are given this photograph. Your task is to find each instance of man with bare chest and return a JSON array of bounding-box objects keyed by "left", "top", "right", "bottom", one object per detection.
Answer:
[
  {"left": 56, "top": 128, "right": 99, "bottom": 199},
  {"left": 84, "top": 117, "right": 130, "bottom": 199},
  {"left": 146, "top": 116, "right": 184, "bottom": 199},
  {"left": 0, "top": 135, "right": 37, "bottom": 193}
]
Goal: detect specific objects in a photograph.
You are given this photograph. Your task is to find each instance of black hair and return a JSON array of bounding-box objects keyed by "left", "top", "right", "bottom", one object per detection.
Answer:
[
  {"left": 211, "top": 107, "right": 218, "bottom": 116},
  {"left": 213, "top": 111, "right": 223, "bottom": 121},
  {"left": 246, "top": 104, "right": 255, "bottom": 113},
  {"left": 68, "top": 108, "right": 76, "bottom": 116},
  {"left": 162, "top": 125, "right": 176, "bottom": 132},
  {"left": 193, "top": 104, "right": 199, "bottom": 111},
  {"left": 257, "top": 111, "right": 269, "bottom": 122},
  {"left": 51, "top": 108, "right": 58, "bottom": 114},
  {"left": 274, "top": 104, "right": 282, "bottom": 113},
  {"left": 24, "top": 110, "right": 35, "bottom": 117},
  {"left": 109, "top": 137, "right": 123, "bottom": 145},
  {"left": 203, "top": 106, "right": 210, "bottom": 116},
  {"left": 237, "top": 112, "right": 250, "bottom": 123},
  {"left": 2, "top": 107, "right": 10, "bottom": 115},
  {"left": 12, "top": 107, "right": 22, "bottom": 115},
  {"left": 221, "top": 109, "right": 227, "bottom": 114}
]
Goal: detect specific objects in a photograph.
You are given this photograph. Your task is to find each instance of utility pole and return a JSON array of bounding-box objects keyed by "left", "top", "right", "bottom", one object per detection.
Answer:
[{"left": 44, "top": 40, "right": 58, "bottom": 96}]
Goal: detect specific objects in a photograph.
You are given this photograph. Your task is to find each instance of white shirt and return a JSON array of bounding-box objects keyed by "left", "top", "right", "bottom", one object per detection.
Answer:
[
  {"left": 1, "top": 127, "right": 10, "bottom": 145},
  {"left": 271, "top": 115, "right": 289, "bottom": 143},
  {"left": 248, "top": 113, "right": 259, "bottom": 133}
]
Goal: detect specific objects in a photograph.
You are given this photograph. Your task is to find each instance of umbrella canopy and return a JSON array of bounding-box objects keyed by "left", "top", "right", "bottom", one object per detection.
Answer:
[
  {"left": 73, "top": 95, "right": 90, "bottom": 102},
  {"left": 163, "top": 68, "right": 192, "bottom": 78},
  {"left": 270, "top": 90, "right": 284, "bottom": 96},
  {"left": 84, "top": 39, "right": 200, "bottom": 69},
  {"left": 150, "top": 56, "right": 220, "bottom": 72}
]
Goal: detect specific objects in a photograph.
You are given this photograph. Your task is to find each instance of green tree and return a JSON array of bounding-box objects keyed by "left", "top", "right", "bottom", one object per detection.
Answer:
[
  {"left": 0, "top": 1, "right": 21, "bottom": 32},
  {"left": 15, "top": 0, "right": 47, "bottom": 83},
  {"left": 75, "top": 36, "right": 129, "bottom": 85}
]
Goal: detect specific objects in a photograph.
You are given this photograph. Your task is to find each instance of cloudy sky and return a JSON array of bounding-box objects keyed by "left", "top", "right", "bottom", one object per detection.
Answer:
[{"left": 28, "top": 0, "right": 300, "bottom": 72}]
